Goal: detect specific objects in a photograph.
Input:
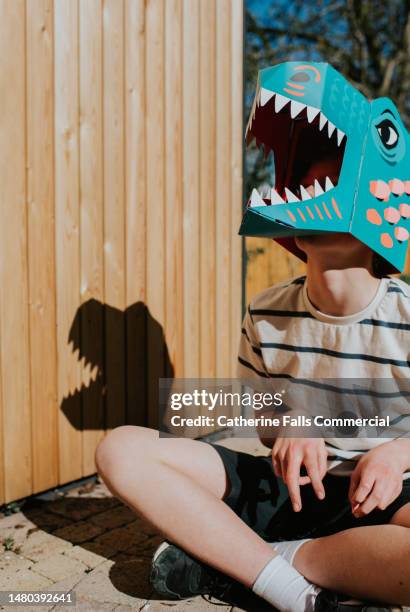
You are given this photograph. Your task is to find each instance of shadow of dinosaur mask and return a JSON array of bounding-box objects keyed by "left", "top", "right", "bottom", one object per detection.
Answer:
[{"left": 239, "top": 62, "right": 410, "bottom": 274}]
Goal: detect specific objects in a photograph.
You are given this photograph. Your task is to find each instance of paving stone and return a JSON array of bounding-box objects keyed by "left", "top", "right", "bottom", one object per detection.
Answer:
[
  {"left": 125, "top": 519, "right": 159, "bottom": 539},
  {"left": 90, "top": 505, "right": 137, "bottom": 530},
  {"left": 142, "top": 599, "right": 230, "bottom": 611},
  {"left": 23, "top": 509, "right": 73, "bottom": 532},
  {"left": 93, "top": 526, "right": 140, "bottom": 555},
  {"left": 74, "top": 558, "right": 147, "bottom": 607},
  {"left": 63, "top": 544, "right": 106, "bottom": 569},
  {"left": 0, "top": 567, "right": 53, "bottom": 590},
  {"left": 31, "top": 552, "right": 88, "bottom": 582},
  {"left": 0, "top": 551, "right": 32, "bottom": 572},
  {"left": 0, "top": 512, "right": 33, "bottom": 529},
  {"left": 46, "top": 497, "right": 118, "bottom": 521},
  {"left": 0, "top": 516, "right": 39, "bottom": 551},
  {"left": 120, "top": 534, "right": 162, "bottom": 560},
  {"left": 72, "top": 596, "right": 118, "bottom": 611},
  {"left": 53, "top": 521, "right": 106, "bottom": 544},
  {"left": 67, "top": 480, "right": 119, "bottom": 501},
  {"left": 18, "top": 530, "right": 72, "bottom": 562},
  {"left": 82, "top": 539, "right": 118, "bottom": 560}
]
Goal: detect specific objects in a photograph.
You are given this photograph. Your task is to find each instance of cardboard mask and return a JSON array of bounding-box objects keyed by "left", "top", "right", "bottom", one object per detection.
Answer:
[{"left": 239, "top": 62, "right": 410, "bottom": 273}]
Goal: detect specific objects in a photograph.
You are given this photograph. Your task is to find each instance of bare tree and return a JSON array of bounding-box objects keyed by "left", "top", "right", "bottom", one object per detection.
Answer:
[{"left": 245, "top": 0, "right": 410, "bottom": 195}]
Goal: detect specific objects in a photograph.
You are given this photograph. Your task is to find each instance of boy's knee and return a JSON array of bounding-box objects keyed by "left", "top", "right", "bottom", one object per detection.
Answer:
[{"left": 95, "top": 425, "right": 151, "bottom": 477}]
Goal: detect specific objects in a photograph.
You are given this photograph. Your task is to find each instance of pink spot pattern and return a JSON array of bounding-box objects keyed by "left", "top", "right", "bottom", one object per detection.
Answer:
[
  {"left": 366, "top": 209, "right": 382, "bottom": 225},
  {"left": 380, "top": 233, "right": 393, "bottom": 248},
  {"left": 394, "top": 227, "right": 409, "bottom": 242},
  {"left": 384, "top": 207, "right": 400, "bottom": 224}
]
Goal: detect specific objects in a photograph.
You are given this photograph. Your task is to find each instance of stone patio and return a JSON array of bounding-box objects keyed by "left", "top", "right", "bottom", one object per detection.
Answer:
[
  {"left": 0, "top": 438, "right": 268, "bottom": 612},
  {"left": 0, "top": 437, "right": 408, "bottom": 611}
]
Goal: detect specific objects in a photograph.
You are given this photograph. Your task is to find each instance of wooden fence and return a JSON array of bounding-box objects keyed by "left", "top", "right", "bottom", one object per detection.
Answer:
[{"left": 0, "top": 0, "right": 243, "bottom": 504}]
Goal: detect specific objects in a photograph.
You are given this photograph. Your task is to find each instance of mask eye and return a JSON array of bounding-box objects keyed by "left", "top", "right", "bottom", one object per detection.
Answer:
[
  {"left": 290, "top": 72, "right": 310, "bottom": 82},
  {"left": 376, "top": 119, "right": 399, "bottom": 149}
]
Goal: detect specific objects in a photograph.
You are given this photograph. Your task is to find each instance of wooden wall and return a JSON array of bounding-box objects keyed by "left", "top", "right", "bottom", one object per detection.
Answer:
[{"left": 0, "top": 0, "right": 243, "bottom": 504}]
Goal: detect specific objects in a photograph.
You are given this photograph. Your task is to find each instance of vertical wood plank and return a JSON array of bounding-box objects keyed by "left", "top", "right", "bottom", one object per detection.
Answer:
[
  {"left": 230, "top": 0, "right": 244, "bottom": 373},
  {"left": 165, "top": 0, "right": 183, "bottom": 381},
  {"left": 125, "top": 0, "right": 147, "bottom": 425},
  {"left": 182, "top": 0, "right": 200, "bottom": 380},
  {"left": 215, "top": 0, "right": 232, "bottom": 377},
  {"left": 146, "top": 0, "right": 165, "bottom": 427},
  {"left": 103, "top": 0, "right": 126, "bottom": 430},
  {"left": 79, "top": 0, "right": 104, "bottom": 473},
  {"left": 26, "top": 0, "right": 58, "bottom": 493},
  {"left": 55, "top": 0, "right": 82, "bottom": 483},
  {"left": 199, "top": 0, "right": 216, "bottom": 381},
  {"left": 0, "top": 0, "right": 32, "bottom": 502}
]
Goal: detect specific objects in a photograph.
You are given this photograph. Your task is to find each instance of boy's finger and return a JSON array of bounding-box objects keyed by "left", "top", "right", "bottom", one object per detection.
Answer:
[
  {"left": 319, "top": 450, "right": 328, "bottom": 479},
  {"left": 348, "top": 470, "right": 360, "bottom": 503},
  {"left": 305, "top": 457, "right": 325, "bottom": 500},
  {"left": 353, "top": 482, "right": 380, "bottom": 516},
  {"left": 272, "top": 456, "right": 281, "bottom": 478},
  {"left": 286, "top": 454, "right": 302, "bottom": 512},
  {"left": 352, "top": 474, "right": 376, "bottom": 505}
]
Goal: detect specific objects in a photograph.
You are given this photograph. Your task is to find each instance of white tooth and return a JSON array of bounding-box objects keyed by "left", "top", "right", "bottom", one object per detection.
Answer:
[
  {"left": 319, "top": 112, "right": 327, "bottom": 131},
  {"left": 284, "top": 188, "right": 300, "bottom": 202},
  {"left": 256, "top": 88, "right": 261, "bottom": 107},
  {"left": 250, "top": 188, "right": 266, "bottom": 207},
  {"left": 306, "top": 105, "right": 320, "bottom": 123},
  {"left": 260, "top": 87, "right": 274, "bottom": 107},
  {"left": 290, "top": 100, "right": 306, "bottom": 118},
  {"left": 274, "top": 94, "right": 290, "bottom": 113},
  {"left": 270, "top": 188, "right": 285, "bottom": 204},
  {"left": 337, "top": 129, "right": 345, "bottom": 146},
  {"left": 327, "top": 121, "right": 336, "bottom": 138},
  {"left": 325, "top": 176, "right": 335, "bottom": 191},
  {"left": 300, "top": 185, "right": 312, "bottom": 201},
  {"left": 314, "top": 179, "right": 324, "bottom": 196}
]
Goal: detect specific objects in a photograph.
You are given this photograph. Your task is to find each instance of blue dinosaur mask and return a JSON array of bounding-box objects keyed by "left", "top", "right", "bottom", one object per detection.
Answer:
[{"left": 239, "top": 62, "right": 410, "bottom": 273}]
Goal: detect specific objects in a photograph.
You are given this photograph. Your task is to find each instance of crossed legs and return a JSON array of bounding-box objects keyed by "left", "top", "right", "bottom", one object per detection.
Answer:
[{"left": 95, "top": 426, "right": 410, "bottom": 605}]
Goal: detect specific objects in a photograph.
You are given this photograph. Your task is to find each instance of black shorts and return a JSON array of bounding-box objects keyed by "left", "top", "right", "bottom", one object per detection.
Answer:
[{"left": 211, "top": 443, "right": 410, "bottom": 541}]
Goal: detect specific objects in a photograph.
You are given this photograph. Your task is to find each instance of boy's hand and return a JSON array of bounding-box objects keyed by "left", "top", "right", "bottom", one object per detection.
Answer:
[
  {"left": 349, "top": 440, "right": 408, "bottom": 518},
  {"left": 272, "top": 437, "right": 327, "bottom": 512}
]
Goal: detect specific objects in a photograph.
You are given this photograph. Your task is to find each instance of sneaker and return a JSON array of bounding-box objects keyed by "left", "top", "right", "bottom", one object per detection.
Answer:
[
  {"left": 149, "top": 541, "right": 273, "bottom": 610},
  {"left": 314, "top": 590, "right": 403, "bottom": 612},
  {"left": 150, "top": 541, "right": 232, "bottom": 600}
]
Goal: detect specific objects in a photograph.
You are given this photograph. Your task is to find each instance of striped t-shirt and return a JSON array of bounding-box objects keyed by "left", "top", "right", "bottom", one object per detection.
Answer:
[{"left": 237, "top": 275, "right": 410, "bottom": 476}]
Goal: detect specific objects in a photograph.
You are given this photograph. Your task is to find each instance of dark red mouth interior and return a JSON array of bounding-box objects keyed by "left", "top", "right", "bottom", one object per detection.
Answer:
[{"left": 246, "top": 93, "right": 347, "bottom": 200}]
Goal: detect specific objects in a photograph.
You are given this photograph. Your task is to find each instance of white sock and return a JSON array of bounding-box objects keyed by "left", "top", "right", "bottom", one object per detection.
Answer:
[
  {"left": 252, "top": 554, "right": 320, "bottom": 612},
  {"left": 270, "top": 539, "right": 312, "bottom": 566}
]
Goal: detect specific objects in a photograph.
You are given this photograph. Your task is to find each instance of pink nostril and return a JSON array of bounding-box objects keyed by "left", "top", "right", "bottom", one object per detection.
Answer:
[
  {"left": 394, "top": 226, "right": 409, "bottom": 242},
  {"left": 384, "top": 207, "right": 400, "bottom": 224},
  {"left": 366, "top": 209, "right": 382, "bottom": 225},
  {"left": 388, "top": 179, "right": 405, "bottom": 196},
  {"left": 380, "top": 233, "right": 393, "bottom": 248},
  {"left": 399, "top": 203, "right": 410, "bottom": 218}
]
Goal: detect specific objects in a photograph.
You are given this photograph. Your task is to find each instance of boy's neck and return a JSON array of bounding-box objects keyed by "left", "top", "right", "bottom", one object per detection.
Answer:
[{"left": 305, "top": 263, "right": 381, "bottom": 317}]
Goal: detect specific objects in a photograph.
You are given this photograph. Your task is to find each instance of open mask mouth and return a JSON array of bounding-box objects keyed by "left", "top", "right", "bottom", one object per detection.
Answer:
[{"left": 245, "top": 88, "right": 347, "bottom": 205}]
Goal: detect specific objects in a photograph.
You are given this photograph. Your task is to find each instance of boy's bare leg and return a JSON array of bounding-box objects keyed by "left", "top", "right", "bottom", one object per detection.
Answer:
[
  {"left": 96, "top": 426, "right": 410, "bottom": 605},
  {"left": 291, "top": 505, "right": 410, "bottom": 605},
  {"left": 95, "top": 426, "right": 275, "bottom": 588}
]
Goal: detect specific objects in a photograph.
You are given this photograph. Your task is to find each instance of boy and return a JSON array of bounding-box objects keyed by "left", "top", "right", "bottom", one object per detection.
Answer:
[
  {"left": 95, "top": 163, "right": 410, "bottom": 612},
  {"left": 96, "top": 59, "right": 410, "bottom": 609}
]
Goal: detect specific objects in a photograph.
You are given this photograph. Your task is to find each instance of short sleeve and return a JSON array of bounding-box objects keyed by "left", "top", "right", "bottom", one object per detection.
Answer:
[{"left": 236, "top": 305, "right": 269, "bottom": 379}]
